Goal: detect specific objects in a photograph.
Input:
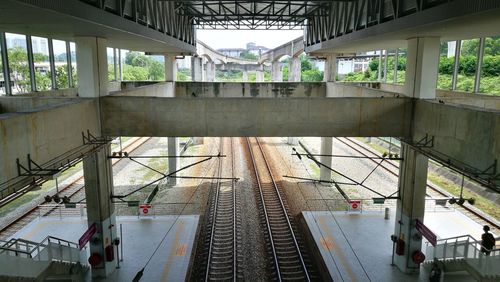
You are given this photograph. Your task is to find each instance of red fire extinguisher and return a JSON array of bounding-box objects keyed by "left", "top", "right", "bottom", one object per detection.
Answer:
[
  {"left": 412, "top": 250, "right": 426, "bottom": 264},
  {"left": 105, "top": 245, "right": 115, "bottom": 262},
  {"left": 395, "top": 237, "right": 405, "bottom": 256}
]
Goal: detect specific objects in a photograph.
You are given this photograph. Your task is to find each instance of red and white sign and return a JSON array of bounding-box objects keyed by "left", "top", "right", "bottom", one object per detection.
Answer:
[
  {"left": 415, "top": 219, "right": 437, "bottom": 246},
  {"left": 139, "top": 204, "right": 153, "bottom": 216},
  {"left": 79, "top": 223, "right": 97, "bottom": 250},
  {"left": 348, "top": 200, "right": 362, "bottom": 212}
]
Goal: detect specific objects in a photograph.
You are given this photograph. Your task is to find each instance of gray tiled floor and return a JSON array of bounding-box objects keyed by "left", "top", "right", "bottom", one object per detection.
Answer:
[
  {"left": 13, "top": 215, "right": 199, "bottom": 282},
  {"left": 303, "top": 210, "right": 478, "bottom": 282}
]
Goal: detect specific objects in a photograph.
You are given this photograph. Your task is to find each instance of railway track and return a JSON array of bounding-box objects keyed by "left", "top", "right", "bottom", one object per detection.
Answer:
[
  {"left": 0, "top": 137, "right": 151, "bottom": 239},
  {"left": 246, "top": 137, "right": 312, "bottom": 281},
  {"left": 335, "top": 137, "right": 500, "bottom": 234},
  {"left": 201, "top": 137, "right": 241, "bottom": 281}
]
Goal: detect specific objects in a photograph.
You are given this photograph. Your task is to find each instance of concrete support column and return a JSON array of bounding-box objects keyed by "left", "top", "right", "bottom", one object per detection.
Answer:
[
  {"left": 164, "top": 55, "right": 176, "bottom": 82},
  {"left": 242, "top": 71, "right": 248, "bottom": 82},
  {"left": 287, "top": 137, "right": 298, "bottom": 146},
  {"left": 394, "top": 144, "right": 428, "bottom": 273},
  {"left": 323, "top": 54, "right": 338, "bottom": 82},
  {"left": 168, "top": 137, "right": 180, "bottom": 186},
  {"left": 204, "top": 62, "right": 216, "bottom": 82},
  {"left": 404, "top": 37, "right": 440, "bottom": 99},
  {"left": 75, "top": 37, "right": 108, "bottom": 97},
  {"left": 83, "top": 145, "right": 116, "bottom": 278},
  {"left": 191, "top": 56, "right": 203, "bottom": 82},
  {"left": 192, "top": 137, "right": 204, "bottom": 145},
  {"left": 255, "top": 70, "right": 264, "bottom": 82},
  {"left": 271, "top": 61, "right": 283, "bottom": 82},
  {"left": 288, "top": 57, "right": 301, "bottom": 82},
  {"left": 319, "top": 137, "right": 333, "bottom": 182}
]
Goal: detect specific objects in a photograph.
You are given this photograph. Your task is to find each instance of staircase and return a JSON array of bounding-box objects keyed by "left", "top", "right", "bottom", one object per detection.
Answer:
[
  {"left": 0, "top": 236, "right": 88, "bottom": 281},
  {"left": 424, "top": 235, "right": 500, "bottom": 282}
]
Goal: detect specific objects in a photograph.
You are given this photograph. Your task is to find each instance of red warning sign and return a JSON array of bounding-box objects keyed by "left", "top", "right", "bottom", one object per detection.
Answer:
[
  {"left": 349, "top": 200, "right": 362, "bottom": 212},
  {"left": 139, "top": 204, "right": 153, "bottom": 216}
]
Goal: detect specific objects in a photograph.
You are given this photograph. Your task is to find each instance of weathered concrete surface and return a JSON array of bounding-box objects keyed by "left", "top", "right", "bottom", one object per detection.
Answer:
[
  {"left": 175, "top": 82, "right": 326, "bottom": 98},
  {"left": 413, "top": 100, "right": 500, "bottom": 186},
  {"left": 0, "top": 97, "right": 78, "bottom": 113},
  {"left": 327, "top": 82, "right": 399, "bottom": 98},
  {"left": 112, "top": 82, "right": 174, "bottom": 97},
  {"left": 0, "top": 99, "right": 99, "bottom": 183},
  {"left": 436, "top": 89, "right": 500, "bottom": 111},
  {"left": 101, "top": 96, "right": 412, "bottom": 137}
]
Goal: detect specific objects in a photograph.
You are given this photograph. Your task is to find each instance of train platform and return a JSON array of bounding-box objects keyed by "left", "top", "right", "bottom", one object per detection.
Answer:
[
  {"left": 302, "top": 209, "right": 487, "bottom": 282},
  {"left": 10, "top": 215, "right": 199, "bottom": 281}
]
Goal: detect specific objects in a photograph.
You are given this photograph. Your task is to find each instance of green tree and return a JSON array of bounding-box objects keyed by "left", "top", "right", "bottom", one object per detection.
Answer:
[
  {"left": 239, "top": 50, "right": 258, "bottom": 61},
  {"left": 7, "top": 46, "right": 31, "bottom": 93},
  {"left": 148, "top": 60, "right": 165, "bottom": 81}
]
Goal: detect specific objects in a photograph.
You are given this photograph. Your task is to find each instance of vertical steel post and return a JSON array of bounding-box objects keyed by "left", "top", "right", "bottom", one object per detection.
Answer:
[
  {"left": 113, "top": 48, "right": 118, "bottom": 81},
  {"left": 377, "top": 50, "right": 382, "bottom": 81},
  {"left": 66, "top": 41, "right": 73, "bottom": 88},
  {"left": 26, "top": 35, "right": 37, "bottom": 92},
  {"left": 48, "top": 39, "right": 57, "bottom": 89},
  {"left": 118, "top": 49, "right": 123, "bottom": 81},
  {"left": 474, "top": 37, "right": 485, "bottom": 94},
  {"left": 383, "top": 50, "right": 388, "bottom": 83},
  {"left": 1, "top": 32, "right": 12, "bottom": 95},
  {"left": 452, "top": 40, "right": 461, "bottom": 90},
  {"left": 393, "top": 48, "right": 399, "bottom": 84}
]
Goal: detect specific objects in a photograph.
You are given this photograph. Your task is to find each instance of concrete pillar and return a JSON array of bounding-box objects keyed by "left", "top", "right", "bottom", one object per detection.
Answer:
[
  {"left": 192, "top": 137, "right": 204, "bottom": 145},
  {"left": 394, "top": 144, "right": 428, "bottom": 273},
  {"left": 83, "top": 145, "right": 116, "bottom": 278},
  {"left": 271, "top": 61, "right": 283, "bottom": 82},
  {"left": 319, "top": 137, "right": 333, "bottom": 182},
  {"left": 168, "top": 137, "right": 180, "bottom": 186},
  {"left": 75, "top": 37, "right": 108, "bottom": 97},
  {"left": 287, "top": 137, "right": 298, "bottom": 146},
  {"left": 323, "top": 54, "right": 338, "bottom": 82},
  {"left": 204, "top": 61, "right": 216, "bottom": 82},
  {"left": 164, "top": 55, "right": 176, "bottom": 82},
  {"left": 191, "top": 56, "right": 203, "bottom": 82},
  {"left": 404, "top": 37, "right": 440, "bottom": 99},
  {"left": 256, "top": 70, "right": 264, "bottom": 82},
  {"left": 242, "top": 70, "right": 248, "bottom": 82},
  {"left": 288, "top": 57, "right": 301, "bottom": 82}
]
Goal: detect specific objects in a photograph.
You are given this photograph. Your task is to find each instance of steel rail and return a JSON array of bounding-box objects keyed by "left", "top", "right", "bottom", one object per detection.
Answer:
[{"left": 247, "top": 137, "right": 310, "bottom": 281}]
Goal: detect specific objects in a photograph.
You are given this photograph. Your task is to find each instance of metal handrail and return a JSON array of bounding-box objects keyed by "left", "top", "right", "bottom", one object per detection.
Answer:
[{"left": 426, "top": 234, "right": 500, "bottom": 261}]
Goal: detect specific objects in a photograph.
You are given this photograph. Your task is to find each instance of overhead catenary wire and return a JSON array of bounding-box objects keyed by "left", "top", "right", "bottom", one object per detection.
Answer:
[{"left": 133, "top": 138, "right": 222, "bottom": 281}]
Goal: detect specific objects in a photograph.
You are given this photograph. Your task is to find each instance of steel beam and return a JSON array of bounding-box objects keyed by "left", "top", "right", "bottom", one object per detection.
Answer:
[
  {"left": 1, "top": 32, "right": 12, "bottom": 95},
  {"left": 451, "top": 40, "right": 461, "bottom": 91},
  {"left": 26, "top": 35, "right": 37, "bottom": 92},
  {"left": 66, "top": 41, "right": 73, "bottom": 88},
  {"left": 474, "top": 37, "right": 485, "bottom": 94},
  {"left": 393, "top": 48, "right": 398, "bottom": 84},
  {"left": 48, "top": 39, "right": 57, "bottom": 89}
]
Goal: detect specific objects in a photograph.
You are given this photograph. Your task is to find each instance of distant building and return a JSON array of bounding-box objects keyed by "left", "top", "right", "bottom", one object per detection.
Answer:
[
  {"left": 6, "top": 36, "right": 48, "bottom": 54},
  {"left": 217, "top": 42, "right": 270, "bottom": 58}
]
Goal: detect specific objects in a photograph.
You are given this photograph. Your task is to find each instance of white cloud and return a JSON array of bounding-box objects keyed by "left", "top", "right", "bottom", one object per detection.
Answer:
[{"left": 196, "top": 29, "right": 303, "bottom": 50}]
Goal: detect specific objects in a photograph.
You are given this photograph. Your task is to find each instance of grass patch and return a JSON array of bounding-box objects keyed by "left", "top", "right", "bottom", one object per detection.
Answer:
[{"left": 428, "top": 173, "right": 500, "bottom": 220}]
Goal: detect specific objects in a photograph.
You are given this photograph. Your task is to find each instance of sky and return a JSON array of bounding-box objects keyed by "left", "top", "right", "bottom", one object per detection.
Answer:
[{"left": 197, "top": 29, "right": 303, "bottom": 50}]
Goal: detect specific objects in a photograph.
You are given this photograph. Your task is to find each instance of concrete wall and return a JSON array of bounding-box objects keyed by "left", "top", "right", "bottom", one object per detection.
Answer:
[
  {"left": 413, "top": 100, "right": 500, "bottom": 186},
  {"left": 175, "top": 82, "right": 326, "bottom": 98},
  {"left": 0, "top": 99, "right": 100, "bottom": 183},
  {"left": 436, "top": 89, "right": 500, "bottom": 111},
  {"left": 327, "top": 82, "right": 400, "bottom": 97},
  {"left": 112, "top": 82, "right": 174, "bottom": 97},
  {"left": 17, "top": 88, "right": 79, "bottom": 98},
  {"left": 0, "top": 97, "right": 79, "bottom": 113},
  {"left": 101, "top": 96, "right": 412, "bottom": 137}
]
